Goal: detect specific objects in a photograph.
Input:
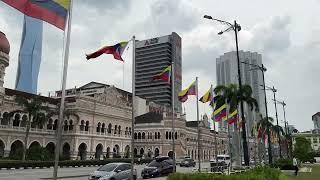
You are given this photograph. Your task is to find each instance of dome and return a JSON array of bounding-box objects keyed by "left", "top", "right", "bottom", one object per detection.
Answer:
[{"left": 0, "top": 31, "right": 10, "bottom": 54}]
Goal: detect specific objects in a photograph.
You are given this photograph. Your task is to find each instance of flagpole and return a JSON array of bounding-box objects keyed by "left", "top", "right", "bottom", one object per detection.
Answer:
[
  {"left": 171, "top": 62, "right": 176, "bottom": 172},
  {"left": 53, "top": 1, "right": 73, "bottom": 179},
  {"left": 196, "top": 77, "right": 201, "bottom": 172},
  {"left": 226, "top": 104, "right": 232, "bottom": 171},
  {"left": 130, "top": 35, "right": 136, "bottom": 180}
]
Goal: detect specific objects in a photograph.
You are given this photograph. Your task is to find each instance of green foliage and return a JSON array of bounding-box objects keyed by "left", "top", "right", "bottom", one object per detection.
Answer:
[
  {"left": 27, "top": 146, "right": 54, "bottom": 161},
  {"left": 271, "top": 158, "right": 295, "bottom": 170},
  {"left": 168, "top": 167, "right": 282, "bottom": 180},
  {"left": 293, "top": 137, "right": 313, "bottom": 162},
  {"left": 9, "top": 147, "right": 23, "bottom": 160}
]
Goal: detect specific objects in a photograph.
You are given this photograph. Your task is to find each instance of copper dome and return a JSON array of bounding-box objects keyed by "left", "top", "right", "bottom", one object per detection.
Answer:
[{"left": 0, "top": 31, "right": 10, "bottom": 54}]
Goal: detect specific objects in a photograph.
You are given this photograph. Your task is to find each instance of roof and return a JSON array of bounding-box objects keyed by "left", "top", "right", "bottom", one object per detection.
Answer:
[
  {"left": 135, "top": 112, "right": 163, "bottom": 124},
  {"left": 312, "top": 112, "right": 320, "bottom": 119},
  {"left": 5, "top": 88, "right": 59, "bottom": 104}
]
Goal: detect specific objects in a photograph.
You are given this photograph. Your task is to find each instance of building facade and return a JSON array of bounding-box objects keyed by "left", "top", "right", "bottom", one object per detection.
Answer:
[
  {"left": 135, "top": 32, "right": 182, "bottom": 112},
  {"left": 216, "top": 51, "right": 265, "bottom": 135}
]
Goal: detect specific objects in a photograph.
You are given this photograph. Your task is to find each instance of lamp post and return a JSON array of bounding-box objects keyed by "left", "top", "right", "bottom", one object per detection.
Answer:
[
  {"left": 265, "top": 86, "right": 282, "bottom": 159},
  {"left": 240, "top": 61, "right": 273, "bottom": 164},
  {"left": 274, "top": 100, "right": 289, "bottom": 158},
  {"left": 204, "top": 15, "right": 250, "bottom": 166}
]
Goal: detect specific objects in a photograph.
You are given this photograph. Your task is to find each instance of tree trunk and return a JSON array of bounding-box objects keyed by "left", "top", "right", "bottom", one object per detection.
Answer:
[{"left": 22, "top": 114, "right": 31, "bottom": 161}]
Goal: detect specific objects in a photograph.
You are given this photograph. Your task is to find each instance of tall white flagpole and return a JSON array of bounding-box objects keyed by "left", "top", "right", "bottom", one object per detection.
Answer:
[
  {"left": 130, "top": 36, "right": 136, "bottom": 180},
  {"left": 171, "top": 62, "right": 176, "bottom": 172},
  {"left": 53, "top": 1, "right": 73, "bottom": 179},
  {"left": 196, "top": 77, "right": 201, "bottom": 172}
]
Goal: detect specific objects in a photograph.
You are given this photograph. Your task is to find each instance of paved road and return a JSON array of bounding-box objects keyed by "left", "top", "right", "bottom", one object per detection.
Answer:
[{"left": 0, "top": 162, "right": 211, "bottom": 180}]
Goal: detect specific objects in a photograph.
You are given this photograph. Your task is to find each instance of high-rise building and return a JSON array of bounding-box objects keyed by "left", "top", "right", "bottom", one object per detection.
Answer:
[
  {"left": 216, "top": 51, "right": 265, "bottom": 136},
  {"left": 135, "top": 32, "right": 182, "bottom": 112}
]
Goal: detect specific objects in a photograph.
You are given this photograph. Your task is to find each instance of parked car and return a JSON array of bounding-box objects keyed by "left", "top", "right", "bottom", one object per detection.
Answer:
[
  {"left": 213, "top": 154, "right": 230, "bottom": 166},
  {"left": 89, "top": 163, "right": 137, "bottom": 180},
  {"left": 141, "top": 156, "right": 174, "bottom": 179},
  {"left": 180, "top": 158, "right": 196, "bottom": 167}
]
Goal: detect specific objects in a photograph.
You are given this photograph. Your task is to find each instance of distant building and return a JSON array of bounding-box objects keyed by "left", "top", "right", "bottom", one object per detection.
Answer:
[
  {"left": 292, "top": 131, "right": 320, "bottom": 152},
  {"left": 216, "top": 51, "right": 265, "bottom": 135},
  {"left": 312, "top": 112, "right": 320, "bottom": 134},
  {"left": 135, "top": 32, "right": 182, "bottom": 112}
]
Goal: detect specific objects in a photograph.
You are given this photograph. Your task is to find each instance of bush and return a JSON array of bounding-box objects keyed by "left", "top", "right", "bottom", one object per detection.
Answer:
[
  {"left": 271, "top": 158, "right": 295, "bottom": 170},
  {"left": 168, "top": 167, "right": 282, "bottom": 180}
]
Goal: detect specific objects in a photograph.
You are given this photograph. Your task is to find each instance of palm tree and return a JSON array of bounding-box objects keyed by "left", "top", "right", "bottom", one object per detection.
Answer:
[
  {"left": 213, "top": 84, "right": 259, "bottom": 165},
  {"left": 14, "top": 96, "right": 48, "bottom": 161}
]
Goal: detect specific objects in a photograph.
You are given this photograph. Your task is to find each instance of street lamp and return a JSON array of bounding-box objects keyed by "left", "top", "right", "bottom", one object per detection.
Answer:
[
  {"left": 265, "top": 86, "right": 282, "bottom": 159},
  {"left": 240, "top": 61, "right": 273, "bottom": 164},
  {"left": 203, "top": 15, "right": 251, "bottom": 166}
]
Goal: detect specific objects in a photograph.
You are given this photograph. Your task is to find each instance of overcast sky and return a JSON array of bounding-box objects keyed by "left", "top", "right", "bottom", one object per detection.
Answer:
[{"left": 1, "top": 0, "right": 319, "bottom": 131}]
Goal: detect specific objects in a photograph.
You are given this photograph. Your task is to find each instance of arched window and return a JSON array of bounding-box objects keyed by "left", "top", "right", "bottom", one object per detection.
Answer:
[
  {"left": 166, "top": 132, "right": 168, "bottom": 139},
  {"left": 138, "top": 132, "right": 141, "bottom": 139},
  {"left": 154, "top": 132, "right": 157, "bottom": 139},
  {"left": 142, "top": 132, "right": 145, "bottom": 139},
  {"left": 118, "top": 126, "right": 121, "bottom": 135},
  {"left": 47, "top": 118, "right": 53, "bottom": 130},
  {"left": 64, "top": 120, "right": 68, "bottom": 131},
  {"left": 158, "top": 132, "right": 160, "bottom": 139},
  {"left": 125, "top": 127, "right": 128, "bottom": 135},
  {"left": 169, "top": 132, "right": 172, "bottom": 140},
  {"left": 134, "top": 133, "right": 137, "bottom": 139},
  {"left": 114, "top": 125, "right": 117, "bottom": 134},
  {"left": 69, "top": 120, "right": 73, "bottom": 131},
  {"left": 96, "top": 122, "right": 101, "bottom": 133},
  {"left": 85, "top": 121, "right": 89, "bottom": 131},
  {"left": 101, "top": 123, "right": 105, "bottom": 133},
  {"left": 80, "top": 120, "right": 85, "bottom": 131},
  {"left": 175, "top": 132, "right": 178, "bottom": 139},
  {"left": 128, "top": 127, "right": 132, "bottom": 135},
  {"left": 53, "top": 119, "right": 58, "bottom": 130},
  {"left": 108, "top": 123, "right": 112, "bottom": 134}
]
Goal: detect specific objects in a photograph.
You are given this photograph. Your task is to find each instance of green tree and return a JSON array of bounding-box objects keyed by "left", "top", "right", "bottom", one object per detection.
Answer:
[
  {"left": 293, "top": 136, "right": 312, "bottom": 162},
  {"left": 13, "top": 96, "right": 48, "bottom": 161}
]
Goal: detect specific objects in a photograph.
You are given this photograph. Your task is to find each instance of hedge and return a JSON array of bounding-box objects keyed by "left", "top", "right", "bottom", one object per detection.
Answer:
[
  {"left": 271, "top": 158, "right": 295, "bottom": 170},
  {"left": 168, "top": 167, "right": 284, "bottom": 180},
  {"left": 0, "top": 158, "right": 152, "bottom": 169}
]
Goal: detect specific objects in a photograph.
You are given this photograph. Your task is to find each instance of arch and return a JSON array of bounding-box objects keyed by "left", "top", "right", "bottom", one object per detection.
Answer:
[
  {"left": 106, "top": 147, "right": 110, "bottom": 158},
  {"left": 191, "top": 150, "right": 194, "bottom": 159},
  {"left": 85, "top": 121, "right": 89, "bottom": 131},
  {"left": 158, "top": 132, "right": 160, "bottom": 139},
  {"left": 9, "top": 140, "right": 24, "bottom": 160},
  {"left": 124, "top": 145, "right": 130, "bottom": 158},
  {"left": 134, "top": 148, "right": 138, "bottom": 157},
  {"left": 0, "top": 139, "right": 5, "bottom": 158},
  {"left": 108, "top": 123, "right": 112, "bottom": 134},
  {"left": 166, "top": 131, "right": 168, "bottom": 139},
  {"left": 118, "top": 125, "right": 121, "bottom": 135},
  {"left": 138, "top": 132, "right": 141, "bottom": 139},
  {"left": 95, "top": 144, "right": 103, "bottom": 160},
  {"left": 53, "top": 119, "right": 58, "bottom": 130},
  {"left": 80, "top": 120, "right": 85, "bottom": 131},
  {"left": 154, "top": 148, "right": 160, "bottom": 157},
  {"left": 62, "top": 143, "right": 71, "bottom": 160},
  {"left": 142, "top": 132, "right": 145, "bottom": 139},
  {"left": 101, "top": 123, "right": 105, "bottom": 133},
  {"left": 134, "top": 132, "right": 137, "bottom": 139},
  {"left": 113, "top": 144, "right": 120, "bottom": 158},
  {"left": 96, "top": 122, "right": 101, "bottom": 133},
  {"left": 175, "top": 132, "right": 178, "bottom": 139},
  {"left": 114, "top": 125, "right": 118, "bottom": 134},
  {"left": 169, "top": 132, "right": 172, "bottom": 140},
  {"left": 13, "top": 114, "right": 20, "bottom": 127},
  {"left": 128, "top": 127, "right": 132, "bottom": 135},
  {"left": 1, "top": 112, "right": 9, "bottom": 125},
  {"left": 125, "top": 127, "right": 128, "bottom": 135},
  {"left": 147, "top": 149, "right": 152, "bottom": 158},
  {"left": 47, "top": 118, "right": 53, "bottom": 130},
  {"left": 64, "top": 120, "right": 68, "bottom": 131},
  {"left": 45, "top": 142, "right": 55, "bottom": 156},
  {"left": 29, "top": 141, "right": 41, "bottom": 149},
  {"left": 168, "top": 151, "right": 174, "bottom": 158},
  {"left": 139, "top": 148, "right": 144, "bottom": 156},
  {"left": 69, "top": 120, "right": 73, "bottom": 131},
  {"left": 78, "top": 143, "right": 87, "bottom": 160},
  {"left": 21, "top": 115, "right": 28, "bottom": 127},
  {"left": 154, "top": 132, "right": 157, "bottom": 139}
]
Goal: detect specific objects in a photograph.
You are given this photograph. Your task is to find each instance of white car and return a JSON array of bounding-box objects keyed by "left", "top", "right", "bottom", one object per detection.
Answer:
[
  {"left": 214, "top": 154, "right": 231, "bottom": 166},
  {"left": 89, "top": 163, "right": 137, "bottom": 180}
]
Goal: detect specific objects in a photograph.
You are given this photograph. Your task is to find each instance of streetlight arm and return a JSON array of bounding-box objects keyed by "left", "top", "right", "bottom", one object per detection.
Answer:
[{"left": 203, "top": 15, "right": 234, "bottom": 29}]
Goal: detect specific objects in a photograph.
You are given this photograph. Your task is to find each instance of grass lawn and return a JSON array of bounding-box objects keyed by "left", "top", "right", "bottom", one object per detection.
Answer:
[{"left": 286, "top": 165, "right": 320, "bottom": 180}]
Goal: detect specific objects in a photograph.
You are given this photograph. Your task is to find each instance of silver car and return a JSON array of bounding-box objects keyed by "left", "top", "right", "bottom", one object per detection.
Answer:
[{"left": 89, "top": 163, "right": 137, "bottom": 180}]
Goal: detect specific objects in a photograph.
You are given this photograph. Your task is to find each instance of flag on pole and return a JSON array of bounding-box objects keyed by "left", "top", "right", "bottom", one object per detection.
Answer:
[
  {"left": 178, "top": 80, "right": 197, "bottom": 102},
  {"left": 152, "top": 65, "right": 171, "bottom": 82},
  {"left": 213, "top": 104, "right": 226, "bottom": 122},
  {"left": 2, "top": 0, "right": 70, "bottom": 30},
  {"left": 226, "top": 109, "right": 238, "bottom": 124},
  {"left": 199, "top": 86, "right": 213, "bottom": 103},
  {"left": 86, "top": 41, "right": 128, "bottom": 61}
]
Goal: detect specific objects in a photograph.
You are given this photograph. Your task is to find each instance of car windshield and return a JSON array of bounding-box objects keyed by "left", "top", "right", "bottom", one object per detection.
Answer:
[
  {"left": 148, "top": 160, "right": 161, "bottom": 168},
  {"left": 217, "top": 157, "right": 225, "bottom": 160},
  {"left": 97, "top": 164, "right": 118, "bottom": 172}
]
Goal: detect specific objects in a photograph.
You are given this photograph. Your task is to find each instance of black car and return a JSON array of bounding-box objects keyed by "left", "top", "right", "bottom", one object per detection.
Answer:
[
  {"left": 180, "top": 158, "right": 196, "bottom": 167},
  {"left": 141, "top": 156, "right": 174, "bottom": 179}
]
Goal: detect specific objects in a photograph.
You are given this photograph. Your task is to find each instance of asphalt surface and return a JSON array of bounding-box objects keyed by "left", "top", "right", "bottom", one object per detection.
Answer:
[{"left": 0, "top": 162, "right": 211, "bottom": 180}]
